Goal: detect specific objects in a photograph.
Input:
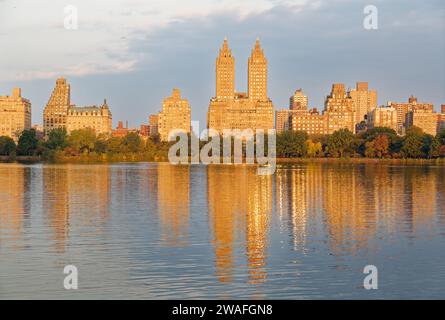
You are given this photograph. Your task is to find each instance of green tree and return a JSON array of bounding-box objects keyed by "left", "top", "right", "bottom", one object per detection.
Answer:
[
  {"left": 277, "top": 131, "right": 308, "bottom": 157},
  {"left": 106, "top": 137, "right": 123, "bottom": 153},
  {"left": 0, "top": 136, "right": 17, "bottom": 156},
  {"left": 401, "top": 126, "right": 425, "bottom": 158},
  {"left": 67, "top": 128, "right": 97, "bottom": 154},
  {"left": 121, "top": 132, "right": 144, "bottom": 153},
  {"left": 438, "top": 129, "right": 445, "bottom": 146},
  {"left": 17, "top": 129, "right": 39, "bottom": 156},
  {"left": 423, "top": 134, "right": 440, "bottom": 159},
  {"left": 326, "top": 129, "right": 355, "bottom": 157},
  {"left": 46, "top": 128, "right": 68, "bottom": 150}
]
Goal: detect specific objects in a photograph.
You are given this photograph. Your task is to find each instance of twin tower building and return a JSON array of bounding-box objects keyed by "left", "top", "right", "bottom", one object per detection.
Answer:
[
  {"left": 156, "top": 37, "right": 274, "bottom": 141},
  {"left": 207, "top": 37, "right": 274, "bottom": 133}
]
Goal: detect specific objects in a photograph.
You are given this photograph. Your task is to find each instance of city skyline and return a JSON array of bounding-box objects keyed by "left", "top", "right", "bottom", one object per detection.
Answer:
[{"left": 0, "top": 0, "right": 443, "bottom": 127}]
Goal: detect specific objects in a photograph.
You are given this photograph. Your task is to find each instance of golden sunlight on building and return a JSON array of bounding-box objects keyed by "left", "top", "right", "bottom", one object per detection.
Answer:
[
  {"left": 389, "top": 95, "right": 434, "bottom": 134},
  {"left": 324, "top": 83, "right": 356, "bottom": 134},
  {"left": 367, "top": 106, "right": 398, "bottom": 131},
  {"left": 157, "top": 88, "right": 191, "bottom": 142},
  {"left": 66, "top": 100, "right": 112, "bottom": 135},
  {"left": 405, "top": 108, "right": 438, "bottom": 136},
  {"left": 348, "top": 82, "right": 377, "bottom": 125},
  {"left": 207, "top": 38, "right": 274, "bottom": 133},
  {"left": 0, "top": 88, "right": 31, "bottom": 141},
  {"left": 44, "top": 78, "right": 112, "bottom": 136}
]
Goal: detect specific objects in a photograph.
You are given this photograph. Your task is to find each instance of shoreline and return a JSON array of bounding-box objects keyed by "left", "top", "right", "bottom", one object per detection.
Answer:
[{"left": 1, "top": 155, "right": 445, "bottom": 165}]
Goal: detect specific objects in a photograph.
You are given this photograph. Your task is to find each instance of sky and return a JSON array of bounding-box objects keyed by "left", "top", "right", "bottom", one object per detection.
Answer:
[{"left": 0, "top": 0, "right": 444, "bottom": 128}]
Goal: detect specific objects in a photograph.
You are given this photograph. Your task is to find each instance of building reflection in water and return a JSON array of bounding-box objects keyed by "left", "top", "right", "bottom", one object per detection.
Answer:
[
  {"left": 207, "top": 165, "right": 272, "bottom": 284},
  {"left": 0, "top": 165, "right": 30, "bottom": 244},
  {"left": 275, "top": 163, "right": 445, "bottom": 257},
  {"left": 157, "top": 164, "right": 190, "bottom": 246},
  {"left": 42, "top": 165, "right": 111, "bottom": 253}
]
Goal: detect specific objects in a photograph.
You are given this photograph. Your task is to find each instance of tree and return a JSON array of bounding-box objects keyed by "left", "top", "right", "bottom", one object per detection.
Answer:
[
  {"left": 67, "top": 128, "right": 97, "bottom": 154},
  {"left": 0, "top": 136, "right": 17, "bottom": 156},
  {"left": 46, "top": 128, "right": 68, "bottom": 150},
  {"left": 422, "top": 134, "right": 440, "bottom": 159},
  {"left": 306, "top": 139, "right": 323, "bottom": 157},
  {"left": 362, "top": 127, "right": 397, "bottom": 142},
  {"left": 121, "top": 132, "right": 144, "bottom": 153},
  {"left": 326, "top": 129, "right": 355, "bottom": 157},
  {"left": 438, "top": 129, "right": 445, "bottom": 146},
  {"left": 17, "top": 129, "right": 39, "bottom": 156},
  {"left": 277, "top": 131, "right": 308, "bottom": 157},
  {"left": 365, "top": 134, "right": 390, "bottom": 158},
  {"left": 401, "top": 126, "right": 425, "bottom": 158},
  {"left": 106, "top": 137, "right": 123, "bottom": 153}
]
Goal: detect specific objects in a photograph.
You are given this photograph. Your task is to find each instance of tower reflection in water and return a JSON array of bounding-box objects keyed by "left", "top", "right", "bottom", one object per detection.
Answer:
[
  {"left": 207, "top": 165, "right": 272, "bottom": 284},
  {"left": 42, "top": 165, "right": 111, "bottom": 253}
]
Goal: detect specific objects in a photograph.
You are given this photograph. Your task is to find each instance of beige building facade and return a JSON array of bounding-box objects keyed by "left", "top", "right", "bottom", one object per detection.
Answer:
[
  {"left": 349, "top": 82, "right": 377, "bottom": 125},
  {"left": 66, "top": 100, "right": 112, "bottom": 135},
  {"left": 276, "top": 110, "right": 293, "bottom": 133},
  {"left": 324, "top": 84, "right": 356, "bottom": 134},
  {"left": 157, "top": 88, "right": 191, "bottom": 142},
  {"left": 389, "top": 96, "right": 434, "bottom": 134},
  {"left": 207, "top": 38, "right": 274, "bottom": 134},
  {"left": 43, "top": 78, "right": 112, "bottom": 136},
  {"left": 0, "top": 88, "right": 31, "bottom": 141},
  {"left": 291, "top": 108, "right": 326, "bottom": 135},
  {"left": 289, "top": 89, "right": 308, "bottom": 111},
  {"left": 367, "top": 106, "right": 398, "bottom": 131},
  {"left": 406, "top": 109, "right": 438, "bottom": 136}
]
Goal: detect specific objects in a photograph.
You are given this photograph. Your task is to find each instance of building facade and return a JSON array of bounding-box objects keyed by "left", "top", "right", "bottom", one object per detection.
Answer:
[
  {"left": 349, "top": 82, "right": 377, "bottom": 125},
  {"left": 207, "top": 38, "right": 274, "bottom": 134},
  {"left": 43, "top": 78, "right": 71, "bottom": 134},
  {"left": 289, "top": 89, "right": 308, "bottom": 111},
  {"left": 275, "top": 110, "right": 293, "bottom": 133},
  {"left": 157, "top": 88, "right": 191, "bottom": 142},
  {"left": 0, "top": 88, "right": 31, "bottom": 141},
  {"left": 389, "top": 96, "right": 434, "bottom": 134},
  {"left": 405, "top": 109, "right": 438, "bottom": 136},
  {"left": 66, "top": 100, "right": 112, "bottom": 135},
  {"left": 291, "top": 108, "right": 326, "bottom": 135},
  {"left": 149, "top": 114, "right": 159, "bottom": 137},
  {"left": 44, "top": 78, "right": 112, "bottom": 136},
  {"left": 367, "top": 106, "right": 398, "bottom": 131},
  {"left": 324, "top": 84, "right": 356, "bottom": 134}
]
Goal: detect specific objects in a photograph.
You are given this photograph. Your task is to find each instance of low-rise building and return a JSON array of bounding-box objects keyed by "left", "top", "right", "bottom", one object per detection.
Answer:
[{"left": 66, "top": 100, "right": 112, "bottom": 135}]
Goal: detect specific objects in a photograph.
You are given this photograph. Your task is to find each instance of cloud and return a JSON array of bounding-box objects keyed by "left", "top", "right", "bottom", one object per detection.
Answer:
[{"left": 0, "top": 0, "right": 319, "bottom": 82}]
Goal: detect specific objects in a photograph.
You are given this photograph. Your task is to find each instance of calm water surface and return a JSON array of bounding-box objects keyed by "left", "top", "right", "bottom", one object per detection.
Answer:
[{"left": 0, "top": 162, "right": 444, "bottom": 299}]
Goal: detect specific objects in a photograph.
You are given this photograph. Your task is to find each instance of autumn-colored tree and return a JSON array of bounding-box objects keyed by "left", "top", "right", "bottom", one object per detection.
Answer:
[
  {"left": 365, "top": 135, "right": 390, "bottom": 158},
  {"left": 306, "top": 139, "right": 323, "bottom": 157}
]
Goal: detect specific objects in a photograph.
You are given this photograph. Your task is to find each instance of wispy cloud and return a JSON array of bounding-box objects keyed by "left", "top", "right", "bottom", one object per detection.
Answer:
[{"left": 0, "top": 0, "right": 319, "bottom": 81}]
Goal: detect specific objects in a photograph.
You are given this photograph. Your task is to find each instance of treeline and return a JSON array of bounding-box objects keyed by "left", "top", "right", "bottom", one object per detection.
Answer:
[
  {"left": 277, "top": 127, "right": 445, "bottom": 159},
  {"left": 1, "top": 126, "right": 445, "bottom": 162},
  {"left": 0, "top": 128, "right": 171, "bottom": 162}
]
